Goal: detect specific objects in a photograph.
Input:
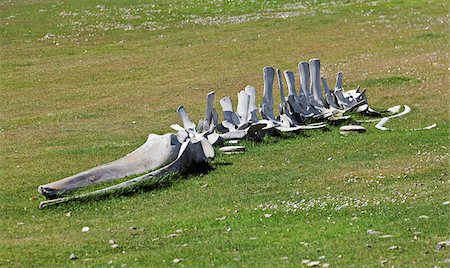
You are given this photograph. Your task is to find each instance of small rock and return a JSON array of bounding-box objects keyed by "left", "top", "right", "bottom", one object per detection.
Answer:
[
  {"left": 216, "top": 216, "right": 227, "bottom": 221},
  {"left": 389, "top": 246, "right": 399, "bottom": 250},
  {"left": 264, "top": 214, "right": 272, "bottom": 218},
  {"left": 339, "top": 125, "right": 366, "bottom": 135},
  {"left": 182, "top": 243, "right": 188, "bottom": 247},
  {"left": 249, "top": 237, "right": 257, "bottom": 240},
  {"left": 327, "top": 157, "right": 333, "bottom": 161},
  {"left": 201, "top": 183, "right": 208, "bottom": 188},
  {"left": 65, "top": 211, "right": 72, "bottom": 217},
  {"left": 129, "top": 226, "right": 137, "bottom": 230},
  {"left": 226, "top": 226, "right": 232, "bottom": 232},
  {"left": 107, "top": 260, "right": 113, "bottom": 265},
  {"left": 111, "top": 244, "right": 119, "bottom": 249},
  {"left": 81, "top": 227, "right": 90, "bottom": 233},
  {"left": 436, "top": 240, "right": 450, "bottom": 250},
  {"left": 301, "top": 259, "right": 311, "bottom": 265},
  {"left": 175, "top": 229, "right": 183, "bottom": 233},
  {"left": 166, "top": 233, "right": 178, "bottom": 238},
  {"left": 380, "top": 259, "right": 388, "bottom": 266},
  {"left": 322, "top": 263, "right": 330, "bottom": 268},
  {"left": 280, "top": 256, "right": 288, "bottom": 261},
  {"left": 173, "top": 258, "right": 183, "bottom": 263},
  {"left": 307, "top": 261, "right": 321, "bottom": 267},
  {"left": 109, "top": 240, "right": 115, "bottom": 244},
  {"left": 443, "top": 201, "right": 450, "bottom": 205},
  {"left": 367, "top": 229, "right": 381, "bottom": 235},
  {"left": 418, "top": 215, "right": 429, "bottom": 219},
  {"left": 69, "top": 253, "right": 77, "bottom": 260},
  {"left": 318, "top": 256, "right": 326, "bottom": 260},
  {"left": 151, "top": 237, "right": 160, "bottom": 242},
  {"left": 379, "top": 235, "right": 394, "bottom": 238},
  {"left": 17, "top": 222, "right": 24, "bottom": 226}
]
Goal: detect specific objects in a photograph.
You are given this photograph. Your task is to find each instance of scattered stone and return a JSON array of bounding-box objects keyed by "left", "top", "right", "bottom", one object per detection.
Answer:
[
  {"left": 318, "top": 256, "right": 326, "bottom": 260},
  {"left": 226, "top": 226, "right": 232, "bottom": 232},
  {"left": 175, "top": 229, "right": 183, "bottom": 233},
  {"left": 219, "top": 146, "right": 245, "bottom": 154},
  {"left": 69, "top": 253, "right": 77, "bottom": 260},
  {"left": 249, "top": 237, "right": 257, "bottom": 240},
  {"left": 152, "top": 237, "right": 160, "bottom": 242},
  {"left": 339, "top": 125, "right": 366, "bottom": 135},
  {"left": 436, "top": 241, "right": 450, "bottom": 250},
  {"left": 173, "top": 258, "right": 183, "bottom": 263},
  {"left": 107, "top": 260, "right": 113, "bottom": 265},
  {"left": 307, "top": 261, "right": 321, "bottom": 267},
  {"left": 443, "top": 201, "right": 450, "bottom": 205},
  {"left": 301, "top": 259, "right": 311, "bottom": 265},
  {"left": 264, "top": 213, "right": 272, "bottom": 218},
  {"left": 327, "top": 157, "right": 333, "bottom": 161},
  {"left": 216, "top": 216, "right": 227, "bottom": 221},
  {"left": 379, "top": 235, "right": 394, "bottom": 238},
  {"left": 182, "top": 243, "right": 188, "bottom": 247},
  {"left": 201, "top": 183, "right": 208, "bottom": 188},
  {"left": 280, "top": 256, "right": 288, "bottom": 260},
  {"left": 111, "top": 244, "right": 120, "bottom": 249},
  {"left": 129, "top": 226, "right": 137, "bottom": 230},
  {"left": 81, "top": 227, "right": 90, "bottom": 233},
  {"left": 418, "top": 215, "right": 429, "bottom": 219},
  {"left": 367, "top": 229, "right": 381, "bottom": 235},
  {"left": 66, "top": 211, "right": 72, "bottom": 217},
  {"left": 389, "top": 246, "right": 399, "bottom": 250},
  {"left": 17, "top": 222, "right": 24, "bottom": 226},
  {"left": 380, "top": 259, "right": 388, "bottom": 266},
  {"left": 109, "top": 240, "right": 115, "bottom": 244},
  {"left": 166, "top": 233, "right": 178, "bottom": 238},
  {"left": 322, "top": 263, "right": 330, "bottom": 268}
]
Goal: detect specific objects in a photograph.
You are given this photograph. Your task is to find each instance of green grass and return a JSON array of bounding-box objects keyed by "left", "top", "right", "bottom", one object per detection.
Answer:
[{"left": 0, "top": 0, "right": 449, "bottom": 267}]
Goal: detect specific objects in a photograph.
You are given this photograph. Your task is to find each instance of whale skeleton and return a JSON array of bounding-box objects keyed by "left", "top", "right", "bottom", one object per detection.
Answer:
[{"left": 37, "top": 58, "right": 436, "bottom": 208}]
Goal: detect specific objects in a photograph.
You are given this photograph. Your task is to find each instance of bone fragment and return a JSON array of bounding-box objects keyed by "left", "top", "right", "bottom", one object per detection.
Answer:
[{"left": 219, "top": 146, "right": 245, "bottom": 154}]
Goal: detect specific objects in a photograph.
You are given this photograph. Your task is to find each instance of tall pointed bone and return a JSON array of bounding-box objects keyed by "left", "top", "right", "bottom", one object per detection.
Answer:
[
  {"left": 39, "top": 135, "right": 214, "bottom": 209},
  {"left": 38, "top": 133, "right": 182, "bottom": 198},
  {"left": 309, "top": 59, "right": 326, "bottom": 108},
  {"left": 261, "top": 66, "right": 276, "bottom": 120},
  {"left": 298, "top": 62, "right": 322, "bottom": 116},
  {"left": 245, "top": 85, "right": 259, "bottom": 123}
]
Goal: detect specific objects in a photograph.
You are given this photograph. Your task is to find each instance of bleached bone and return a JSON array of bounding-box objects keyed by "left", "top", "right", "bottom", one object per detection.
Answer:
[
  {"left": 298, "top": 62, "right": 322, "bottom": 116},
  {"left": 258, "top": 68, "right": 325, "bottom": 132},
  {"left": 284, "top": 70, "right": 314, "bottom": 120},
  {"left": 197, "top": 91, "right": 215, "bottom": 133},
  {"left": 276, "top": 69, "right": 289, "bottom": 115},
  {"left": 218, "top": 92, "right": 267, "bottom": 140},
  {"left": 237, "top": 90, "right": 250, "bottom": 123},
  {"left": 244, "top": 85, "right": 259, "bottom": 123},
  {"left": 260, "top": 67, "right": 277, "bottom": 121},
  {"left": 39, "top": 134, "right": 214, "bottom": 209},
  {"left": 309, "top": 59, "right": 326, "bottom": 108},
  {"left": 38, "top": 133, "right": 182, "bottom": 198},
  {"left": 321, "top": 76, "right": 341, "bottom": 110}
]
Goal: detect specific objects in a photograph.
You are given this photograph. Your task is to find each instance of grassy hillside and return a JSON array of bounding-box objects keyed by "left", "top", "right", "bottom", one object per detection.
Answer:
[{"left": 0, "top": 0, "right": 448, "bottom": 267}]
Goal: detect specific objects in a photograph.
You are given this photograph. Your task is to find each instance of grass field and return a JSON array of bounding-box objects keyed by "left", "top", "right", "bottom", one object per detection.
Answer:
[{"left": 0, "top": 0, "right": 448, "bottom": 267}]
